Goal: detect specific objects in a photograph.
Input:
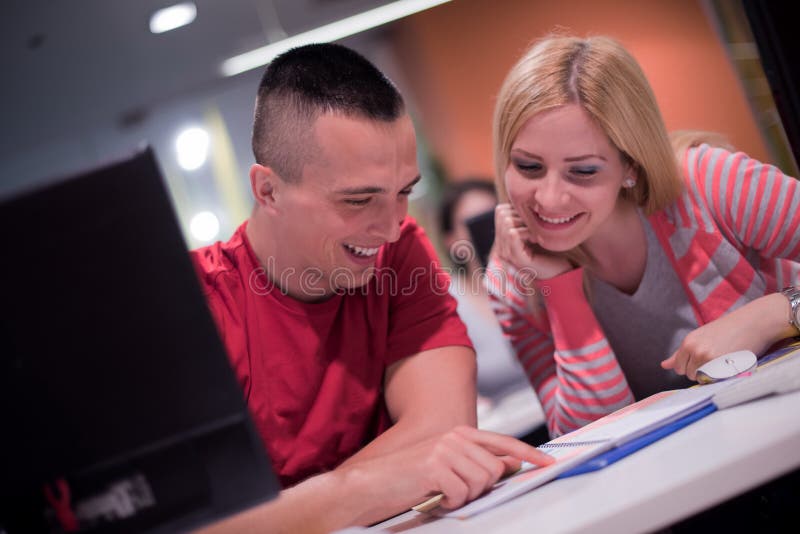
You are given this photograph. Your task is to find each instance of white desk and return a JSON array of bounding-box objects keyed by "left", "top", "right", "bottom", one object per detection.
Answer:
[{"left": 372, "top": 389, "right": 800, "bottom": 533}]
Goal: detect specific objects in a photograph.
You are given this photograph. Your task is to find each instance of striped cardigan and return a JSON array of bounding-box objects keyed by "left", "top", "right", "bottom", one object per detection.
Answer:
[{"left": 487, "top": 144, "right": 800, "bottom": 437}]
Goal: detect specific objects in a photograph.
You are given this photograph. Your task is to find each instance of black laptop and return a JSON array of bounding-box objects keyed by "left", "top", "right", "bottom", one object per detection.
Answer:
[{"left": 0, "top": 147, "right": 279, "bottom": 533}]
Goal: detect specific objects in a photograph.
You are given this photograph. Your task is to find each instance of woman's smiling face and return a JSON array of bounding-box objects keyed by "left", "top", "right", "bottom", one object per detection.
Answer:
[{"left": 504, "top": 103, "right": 632, "bottom": 252}]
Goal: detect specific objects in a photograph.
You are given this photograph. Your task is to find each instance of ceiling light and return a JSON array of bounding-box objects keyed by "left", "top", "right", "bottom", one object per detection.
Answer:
[
  {"left": 150, "top": 2, "right": 197, "bottom": 34},
  {"left": 175, "top": 127, "right": 210, "bottom": 171},
  {"left": 189, "top": 211, "right": 220, "bottom": 242},
  {"left": 221, "top": 0, "right": 452, "bottom": 77}
]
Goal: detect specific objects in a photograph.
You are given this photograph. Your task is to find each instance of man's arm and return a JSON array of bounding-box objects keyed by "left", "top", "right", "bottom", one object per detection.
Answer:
[
  {"left": 196, "top": 345, "right": 555, "bottom": 532},
  {"left": 196, "top": 426, "right": 553, "bottom": 533},
  {"left": 341, "top": 345, "right": 478, "bottom": 466}
]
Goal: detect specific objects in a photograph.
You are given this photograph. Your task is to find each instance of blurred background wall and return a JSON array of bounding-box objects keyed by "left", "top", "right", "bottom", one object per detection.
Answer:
[
  {"left": 392, "top": 0, "right": 773, "bottom": 181},
  {"left": 1, "top": 0, "right": 793, "bottom": 250}
]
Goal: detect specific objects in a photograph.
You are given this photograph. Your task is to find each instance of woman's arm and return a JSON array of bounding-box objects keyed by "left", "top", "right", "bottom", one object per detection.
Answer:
[
  {"left": 486, "top": 257, "right": 634, "bottom": 437},
  {"left": 662, "top": 145, "right": 800, "bottom": 378}
]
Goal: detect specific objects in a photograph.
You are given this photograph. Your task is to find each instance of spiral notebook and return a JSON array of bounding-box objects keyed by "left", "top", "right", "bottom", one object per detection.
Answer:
[
  {"left": 428, "top": 379, "right": 733, "bottom": 519},
  {"left": 425, "top": 343, "right": 800, "bottom": 519}
]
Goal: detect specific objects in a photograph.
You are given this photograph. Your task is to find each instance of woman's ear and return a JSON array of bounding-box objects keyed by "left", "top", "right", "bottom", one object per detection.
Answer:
[{"left": 621, "top": 160, "right": 640, "bottom": 188}]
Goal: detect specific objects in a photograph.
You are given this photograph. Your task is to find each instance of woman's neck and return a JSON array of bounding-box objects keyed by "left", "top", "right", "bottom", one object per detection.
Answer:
[{"left": 583, "top": 200, "right": 647, "bottom": 295}]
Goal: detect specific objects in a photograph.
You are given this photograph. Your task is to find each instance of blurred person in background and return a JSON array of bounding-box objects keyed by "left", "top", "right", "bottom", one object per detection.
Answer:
[{"left": 439, "top": 178, "right": 547, "bottom": 444}]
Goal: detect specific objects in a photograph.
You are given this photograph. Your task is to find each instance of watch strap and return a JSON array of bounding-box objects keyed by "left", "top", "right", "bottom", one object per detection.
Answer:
[{"left": 780, "top": 286, "right": 800, "bottom": 331}]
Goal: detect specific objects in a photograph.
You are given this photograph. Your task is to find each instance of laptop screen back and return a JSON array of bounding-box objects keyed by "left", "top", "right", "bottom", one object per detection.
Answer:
[{"left": 0, "top": 147, "right": 278, "bottom": 533}]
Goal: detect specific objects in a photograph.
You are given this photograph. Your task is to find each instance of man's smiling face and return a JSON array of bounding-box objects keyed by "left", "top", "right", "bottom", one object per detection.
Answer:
[{"left": 264, "top": 112, "right": 420, "bottom": 299}]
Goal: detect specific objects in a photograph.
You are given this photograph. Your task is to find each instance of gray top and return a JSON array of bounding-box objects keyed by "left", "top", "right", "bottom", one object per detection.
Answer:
[{"left": 588, "top": 210, "right": 696, "bottom": 400}]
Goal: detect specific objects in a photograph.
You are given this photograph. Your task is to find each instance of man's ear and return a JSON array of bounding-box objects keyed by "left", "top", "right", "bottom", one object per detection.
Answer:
[{"left": 250, "top": 163, "right": 280, "bottom": 212}]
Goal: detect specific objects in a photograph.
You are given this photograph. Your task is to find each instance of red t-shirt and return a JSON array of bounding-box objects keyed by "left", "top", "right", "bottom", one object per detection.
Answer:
[{"left": 191, "top": 216, "right": 472, "bottom": 487}]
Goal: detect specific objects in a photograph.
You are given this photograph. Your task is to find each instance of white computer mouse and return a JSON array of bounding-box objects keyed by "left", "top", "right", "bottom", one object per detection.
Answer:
[{"left": 695, "top": 350, "right": 758, "bottom": 384}]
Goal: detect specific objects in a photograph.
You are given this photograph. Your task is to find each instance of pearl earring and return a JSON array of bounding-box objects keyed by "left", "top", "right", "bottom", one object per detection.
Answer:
[{"left": 623, "top": 178, "right": 636, "bottom": 188}]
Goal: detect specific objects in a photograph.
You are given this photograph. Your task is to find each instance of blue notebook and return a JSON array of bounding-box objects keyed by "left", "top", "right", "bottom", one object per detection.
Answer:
[
  {"left": 556, "top": 402, "right": 717, "bottom": 478},
  {"left": 426, "top": 375, "right": 754, "bottom": 520},
  {"left": 548, "top": 344, "right": 800, "bottom": 479}
]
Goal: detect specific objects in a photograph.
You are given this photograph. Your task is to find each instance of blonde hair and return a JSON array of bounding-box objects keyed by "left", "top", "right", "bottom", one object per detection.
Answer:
[{"left": 493, "top": 34, "right": 684, "bottom": 216}]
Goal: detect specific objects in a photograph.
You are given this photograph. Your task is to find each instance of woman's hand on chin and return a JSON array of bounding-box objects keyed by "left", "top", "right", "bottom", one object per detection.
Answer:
[{"left": 493, "top": 203, "right": 573, "bottom": 282}]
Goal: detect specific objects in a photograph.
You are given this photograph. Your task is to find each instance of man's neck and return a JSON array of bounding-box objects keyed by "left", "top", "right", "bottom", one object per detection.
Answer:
[{"left": 245, "top": 215, "right": 336, "bottom": 303}]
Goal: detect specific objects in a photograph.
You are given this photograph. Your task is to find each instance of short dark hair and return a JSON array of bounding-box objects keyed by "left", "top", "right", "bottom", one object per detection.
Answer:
[
  {"left": 252, "top": 43, "right": 405, "bottom": 182},
  {"left": 439, "top": 178, "right": 497, "bottom": 234}
]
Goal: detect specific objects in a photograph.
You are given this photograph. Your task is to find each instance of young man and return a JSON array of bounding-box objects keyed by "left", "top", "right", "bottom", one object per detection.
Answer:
[{"left": 192, "top": 43, "right": 551, "bottom": 531}]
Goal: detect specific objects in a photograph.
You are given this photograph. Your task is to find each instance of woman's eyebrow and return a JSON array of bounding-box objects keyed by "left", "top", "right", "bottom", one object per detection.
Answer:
[{"left": 564, "top": 154, "right": 607, "bottom": 162}]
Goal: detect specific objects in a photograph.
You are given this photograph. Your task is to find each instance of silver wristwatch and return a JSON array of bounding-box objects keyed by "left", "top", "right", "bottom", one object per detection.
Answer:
[{"left": 781, "top": 286, "right": 800, "bottom": 331}]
